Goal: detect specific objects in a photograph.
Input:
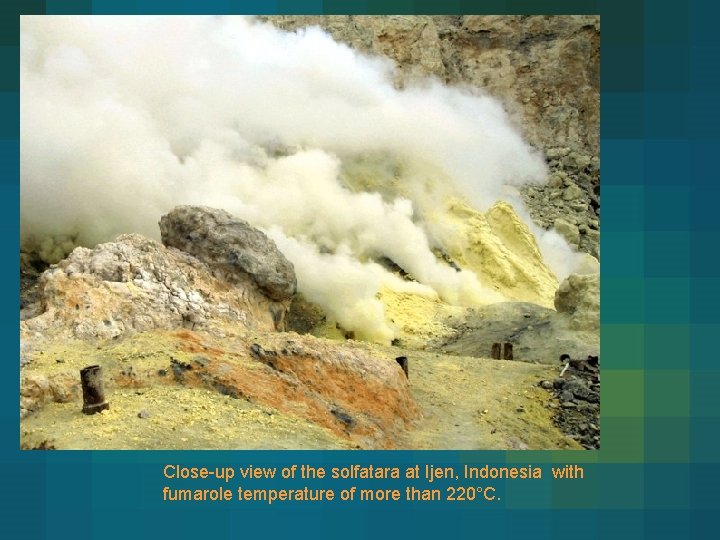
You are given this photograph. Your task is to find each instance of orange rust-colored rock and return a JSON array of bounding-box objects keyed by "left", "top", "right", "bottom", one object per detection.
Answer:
[
  {"left": 192, "top": 334, "right": 416, "bottom": 447},
  {"left": 165, "top": 330, "right": 419, "bottom": 448}
]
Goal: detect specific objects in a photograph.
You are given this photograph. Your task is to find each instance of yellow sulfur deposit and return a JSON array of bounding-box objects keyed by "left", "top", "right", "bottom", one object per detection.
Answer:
[
  {"left": 378, "top": 287, "right": 464, "bottom": 349},
  {"left": 305, "top": 199, "right": 561, "bottom": 345},
  {"left": 439, "top": 199, "right": 558, "bottom": 309}
]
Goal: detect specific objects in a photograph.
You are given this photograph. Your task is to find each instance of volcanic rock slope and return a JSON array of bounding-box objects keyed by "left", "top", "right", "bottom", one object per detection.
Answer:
[{"left": 262, "top": 15, "right": 601, "bottom": 258}]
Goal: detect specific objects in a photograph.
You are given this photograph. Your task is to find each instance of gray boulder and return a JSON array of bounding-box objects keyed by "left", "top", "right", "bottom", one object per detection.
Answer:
[
  {"left": 554, "top": 273, "right": 599, "bottom": 332},
  {"left": 160, "top": 206, "right": 296, "bottom": 302}
]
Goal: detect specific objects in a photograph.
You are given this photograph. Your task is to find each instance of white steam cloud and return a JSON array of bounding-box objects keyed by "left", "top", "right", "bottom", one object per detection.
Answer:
[{"left": 21, "top": 16, "right": 581, "bottom": 343}]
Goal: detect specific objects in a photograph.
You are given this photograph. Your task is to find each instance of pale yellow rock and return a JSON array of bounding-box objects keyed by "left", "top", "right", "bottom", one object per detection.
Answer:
[{"left": 441, "top": 199, "right": 558, "bottom": 308}]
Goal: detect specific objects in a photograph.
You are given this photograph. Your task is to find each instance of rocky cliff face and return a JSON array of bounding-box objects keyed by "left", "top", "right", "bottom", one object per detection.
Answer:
[{"left": 262, "top": 15, "right": 600, "bottom": 258}]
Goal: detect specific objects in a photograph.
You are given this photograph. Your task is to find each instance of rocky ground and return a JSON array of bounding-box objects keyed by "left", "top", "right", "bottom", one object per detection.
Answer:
[
  {"left": 539, "top": 355, "right": 600, "bottom": 449},
  {"left": 20, "top": 328, "right": 580, "bottom": 450},
  {"left": 397, "top": 351, "right": 581, "bottom": 450},
  {"left": 20, "top": 328, "right": 413, "bottom": 450}
]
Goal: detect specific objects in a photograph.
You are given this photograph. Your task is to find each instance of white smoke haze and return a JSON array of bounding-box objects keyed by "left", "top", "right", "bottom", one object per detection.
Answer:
[
  {"left": 268, "top": 231, "right": 441, "bottom": 343},
  {"left": 21, "top": 15, "right": 583, "bottom": 343}
]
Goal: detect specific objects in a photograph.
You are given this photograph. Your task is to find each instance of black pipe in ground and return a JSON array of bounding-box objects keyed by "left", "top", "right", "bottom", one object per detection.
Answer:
[
  {"left": 395, "top": 356, "right": 408, "bottom": 378},
  {"left": 80, "top": 365, "right": 110, "bottom": 415}
]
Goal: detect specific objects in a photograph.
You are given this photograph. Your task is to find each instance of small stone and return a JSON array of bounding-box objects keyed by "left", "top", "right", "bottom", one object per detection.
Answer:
[
  {"left": 561, "top": 401, "right": 577, "bottom": 409},
  {"left": 576, "top": 401, "right": 589, "bottom": 411},
  {"left": 565, "top": 379, "right": 590, "bottom": 399},
  {"left": 331, "top": 409, "right": 354, "bottom": 428},
  {"left": 562, "top": 184, "right": 583, "bottom": 201},
  {"left": 548, "top": 173, "right": 564, "bottom": 188},
  {"left": 193, "top": 356, "right": 208, "bottom": 367},
  {"left": 540, "top": 380, "right": 553, "bottom": 390},
  {"left": 137, "top": 410, "right": 150, "bottom": 419},
  {"left": 585, "top": 229, "right": 600, "bottom": 243}
]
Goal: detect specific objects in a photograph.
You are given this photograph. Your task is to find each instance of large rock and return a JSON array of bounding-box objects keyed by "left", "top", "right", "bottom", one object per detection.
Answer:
[
  {"left": 159, "top": 206, "right": 296, "bottom": 302},
  {"left": 554, "top": 273, "right": 600, "bottom": 332},
  {"left": 22, "top": 233, "right": 287, "bottom": 340}
]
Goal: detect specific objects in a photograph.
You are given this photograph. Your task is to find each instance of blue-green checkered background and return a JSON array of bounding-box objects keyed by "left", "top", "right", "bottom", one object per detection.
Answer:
[{"left": 3, "top": 1, "right": 717, "bottom": 538}]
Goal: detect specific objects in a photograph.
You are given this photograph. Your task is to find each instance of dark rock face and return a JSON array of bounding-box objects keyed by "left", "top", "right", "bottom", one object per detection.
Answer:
[{"left": 159, "top": 206, "right": 297, "bottom": 302}]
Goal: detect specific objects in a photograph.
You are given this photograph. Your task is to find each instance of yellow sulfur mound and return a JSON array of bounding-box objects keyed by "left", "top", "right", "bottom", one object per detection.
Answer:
[{"left": 439, "top": 199, "right": 558, "bottom": 308}]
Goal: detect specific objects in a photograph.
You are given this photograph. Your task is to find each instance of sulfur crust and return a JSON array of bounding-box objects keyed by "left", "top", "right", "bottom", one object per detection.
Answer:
[{"left": 440, "top": 198, "right": 558, "bottom": 309}]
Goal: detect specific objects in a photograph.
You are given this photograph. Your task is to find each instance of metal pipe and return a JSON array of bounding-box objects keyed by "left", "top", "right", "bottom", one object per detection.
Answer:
[
  {"left": 395, "top": 356, "right": 408, "bottom": 378},
  {"left": 80, "top": 365, "right": 110, "bottom": 415}
]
